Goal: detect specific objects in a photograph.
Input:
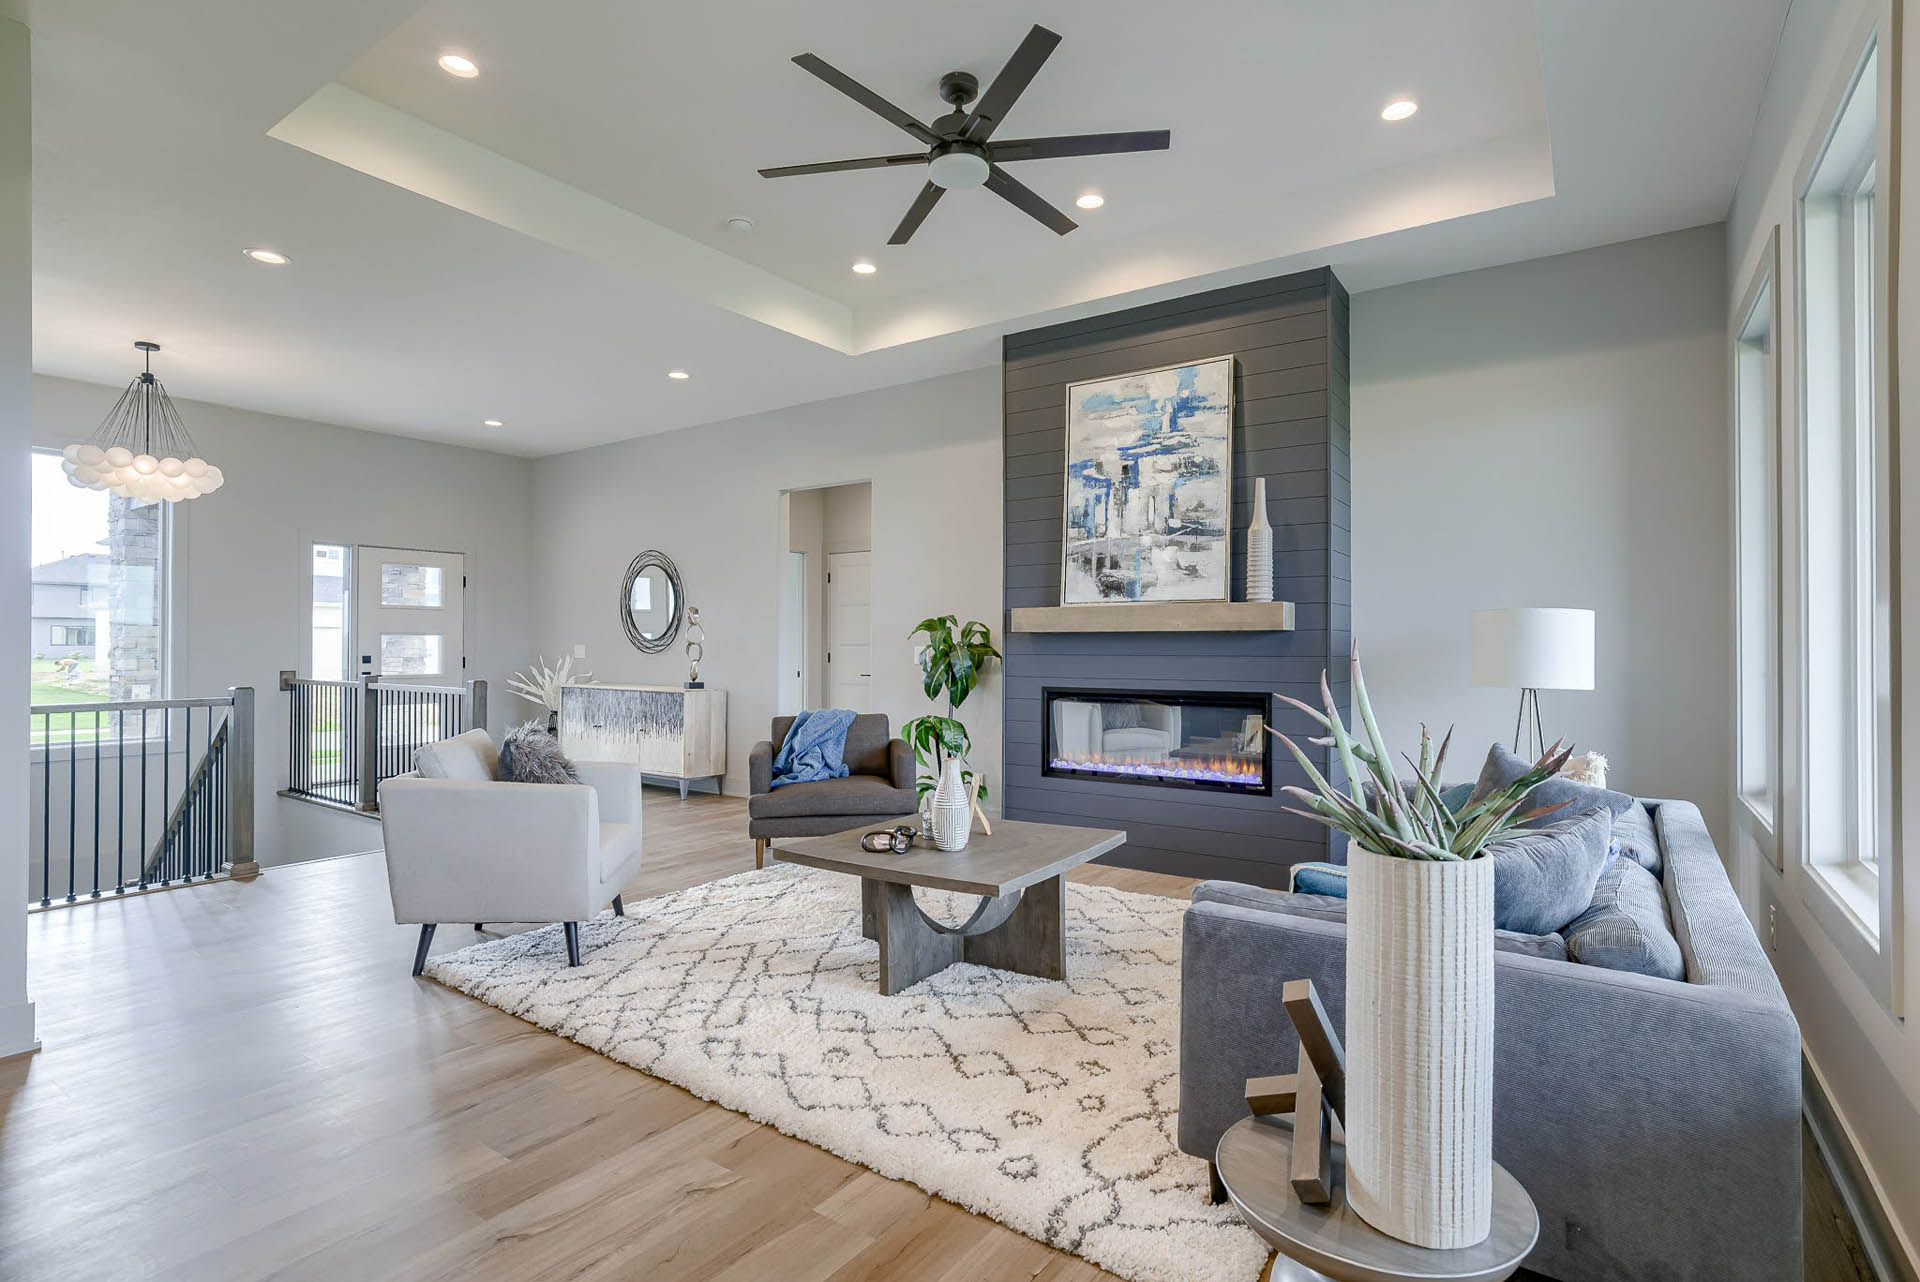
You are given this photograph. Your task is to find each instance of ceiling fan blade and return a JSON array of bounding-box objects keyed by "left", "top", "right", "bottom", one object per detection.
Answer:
[
  {"left": 984, "top": 165, "right": 1076, "bottom": 235},
  {"left": 990, "top": 130, "right": 1171, "bottom": 162},
  {"left": 759, "top": 153, "right": 928, "bottom": 178},
  {"left": 888, "top": 181, "right": 945, "bottom": 244},
  {"left": 961, "top": 24, "right": 1061, "bottom": 143},
  {"left": 791, "top": 53, "right": 940, "bottom": 146}
]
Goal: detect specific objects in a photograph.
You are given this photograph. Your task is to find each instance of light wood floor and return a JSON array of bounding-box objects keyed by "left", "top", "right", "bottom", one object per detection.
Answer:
[{"left": 0, "top": 792, "right": 1874, "bottom": 1282}]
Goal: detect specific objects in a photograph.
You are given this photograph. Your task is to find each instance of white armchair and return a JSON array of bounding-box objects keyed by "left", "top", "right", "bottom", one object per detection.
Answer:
[{"left": 378, "top": 731, "right": 644, "bottom": 974}]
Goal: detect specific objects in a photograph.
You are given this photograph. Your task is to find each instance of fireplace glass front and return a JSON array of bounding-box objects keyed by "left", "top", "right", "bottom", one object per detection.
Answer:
[{"left": 1043, "top": 689, "right": 1270, "bottom": 793}]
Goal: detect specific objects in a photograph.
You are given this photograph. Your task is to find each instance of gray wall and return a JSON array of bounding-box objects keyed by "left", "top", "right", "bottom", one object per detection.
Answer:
[
  {"left": 1350, "top": 225, "right": 1729, "bottom": 839},
  {"left": 530, "top": 367, "right": 1002, "bottom": 801},
  {"left": 31, "top": 375, "right": 538, "bottom": 868},
  {"left": 1001, "top": 269, "right": 1351, "bottom": 886},
  {"left": 0, "top": 17, "right": 36, "bottom": 1057}
]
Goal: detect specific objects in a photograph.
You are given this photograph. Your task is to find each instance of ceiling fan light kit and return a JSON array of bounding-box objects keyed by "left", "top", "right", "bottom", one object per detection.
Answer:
[{"left": 759, "top": 24, "right": 1170, "bottom": 243}]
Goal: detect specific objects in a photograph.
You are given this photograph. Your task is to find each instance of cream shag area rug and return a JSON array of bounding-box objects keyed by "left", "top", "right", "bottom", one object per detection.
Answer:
[{"left": 426, "top": 864, "right": 1268, "bottom": 1282}]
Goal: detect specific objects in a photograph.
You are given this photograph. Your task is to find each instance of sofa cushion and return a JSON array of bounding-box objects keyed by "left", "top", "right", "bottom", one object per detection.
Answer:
[
  {"left": 1468, "top": 742, "right": 1635, "bottom": 828},
  {"left": 1489, "top": 806, "right": 1615, "bottom": 935},
  {"left": 1565, "top": 857, "right": 1685, "bottom": 979},
  {"left": 1611, "top": 801, "right": 1662, "bottom": 877},
  {"left": 1189, "top": 881, "right": 1566, "bottom": 959},
  {"left": 747, "top": 773, "right": 917, "bottom": 820},
  {"left": 414, "top": 728, "right": 499, "bottom": 781}
]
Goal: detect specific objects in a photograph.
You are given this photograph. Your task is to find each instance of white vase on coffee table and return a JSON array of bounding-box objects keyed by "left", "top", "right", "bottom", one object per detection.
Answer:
[
  {"left": 931, "top": 758, "right": 972, "bottom": 852},
  {"left": 1344, "top": 845, "right": 1496, "bottom": 1250}
]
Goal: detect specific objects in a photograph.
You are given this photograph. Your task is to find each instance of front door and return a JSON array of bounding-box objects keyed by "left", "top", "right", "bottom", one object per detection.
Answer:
[
  {"left": 354, "top": 546, "right": 466, "bottom": 683},
  {"left": 826, "top": 551, "right": 870, "bottom": 712}
]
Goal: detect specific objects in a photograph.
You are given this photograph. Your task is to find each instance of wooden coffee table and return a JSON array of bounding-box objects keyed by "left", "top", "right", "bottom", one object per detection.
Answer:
[{"left": 768, "top": 817, "right": 1126, "bottom": 994}]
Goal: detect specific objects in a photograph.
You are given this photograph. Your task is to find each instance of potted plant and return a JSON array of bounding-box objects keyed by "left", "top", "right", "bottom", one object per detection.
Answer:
[
  {"left": 1272, "top": 644, "right": 1568, "bottom": 1250},
  {"left": 506, "top": 654, "right": 592, "bottom": 734},
  {"left": 901, "top": 616, "right": 1000, "bottom": 850}
]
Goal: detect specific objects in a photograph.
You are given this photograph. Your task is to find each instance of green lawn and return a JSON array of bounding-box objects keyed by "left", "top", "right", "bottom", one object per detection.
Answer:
[{"left": 29, "top": 658, "right": 112, "bottom": 745}]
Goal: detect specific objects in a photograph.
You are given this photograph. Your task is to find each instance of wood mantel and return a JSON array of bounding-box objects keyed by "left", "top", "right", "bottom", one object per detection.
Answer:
[{"left": 1007, "top": 602, "right": 1296, "bottom": 634}]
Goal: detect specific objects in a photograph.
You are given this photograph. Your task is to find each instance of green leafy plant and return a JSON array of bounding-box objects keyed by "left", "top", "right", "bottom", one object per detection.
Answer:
[
  {"left": 901, "top": 616, "right": 1001, "bottom": 804},
  {"left": 1273, "top": 644, "right": 1572, "bottom": 861}
]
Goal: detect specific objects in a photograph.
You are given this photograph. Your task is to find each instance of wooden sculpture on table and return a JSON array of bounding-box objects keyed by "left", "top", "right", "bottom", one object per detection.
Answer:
[{"left": 1243, "top": 978, "right": 1347, "bottom": 1205}]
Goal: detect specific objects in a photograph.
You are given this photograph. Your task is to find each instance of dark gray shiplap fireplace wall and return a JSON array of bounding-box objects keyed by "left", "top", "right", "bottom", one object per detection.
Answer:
[{"left": 1001, "top": 268, "right": 1351, "bottom": 889}]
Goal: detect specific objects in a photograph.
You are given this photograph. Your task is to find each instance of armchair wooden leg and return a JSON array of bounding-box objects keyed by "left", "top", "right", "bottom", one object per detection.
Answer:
[
  {"left": 412, "top": 924, "right": 437, "bottom": 977},
  {"left": 563, "top": 921, "right": 581, "bottom": 968},
  {"left": 755, "top": 838, "right": 767, "bottom": 869},
  {"left": 612, "top": 894, "right": 625, "bottom": 917}
]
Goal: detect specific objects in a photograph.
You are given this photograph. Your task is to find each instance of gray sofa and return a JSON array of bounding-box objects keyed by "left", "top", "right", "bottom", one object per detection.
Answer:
[
  {"left": 747, "top": 713, "right": 916, "bottom": 867},
  {"left": 1179, "top": 799, "right": 1802, "bottom": 1282}
]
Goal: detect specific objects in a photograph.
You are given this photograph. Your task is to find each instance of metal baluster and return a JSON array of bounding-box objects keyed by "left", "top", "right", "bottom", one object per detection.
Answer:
[
  {"left": 139, "top": 708, "right": 149, "bottom": 890},
  {"left": 91, "top": 709, "right": 102, "bottom": 897},
  {"left": 116, "top": 708, "right": 126, "bottom": 893},
  {"left": 67, "top": 711, "right": 77, "bottom": 902},
  {"left": 40, "top": 712, "right": 50, "bottom": 907},
  {"left": 203, "top": 705, "right": 214, "bottom": 878},
  {"left": 161, "top": 707, "right": 171, "bottom": 884}
]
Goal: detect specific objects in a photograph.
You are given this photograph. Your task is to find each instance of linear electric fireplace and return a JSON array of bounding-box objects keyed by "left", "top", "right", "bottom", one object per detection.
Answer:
[{"left": 1043, "top": 689, "right": 1271, "bottom": 794}]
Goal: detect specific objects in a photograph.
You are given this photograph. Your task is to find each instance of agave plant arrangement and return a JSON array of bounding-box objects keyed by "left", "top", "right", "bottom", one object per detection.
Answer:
[
  {"left": 506, "top": 654, "right": 592, "bottom": 713},
  {"left": 1272, "top": 645, "right": 1573, "bottom": 860}
]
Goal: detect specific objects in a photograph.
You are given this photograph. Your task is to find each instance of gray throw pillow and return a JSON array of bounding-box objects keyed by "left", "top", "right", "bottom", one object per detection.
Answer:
[
  {"left": 1565, "top": 857, "right": 1685, "bottom": 980},
  {"left": 1468, "top": 743, "right": 1635, "bottom": 828},
  {"left": 1611, "top": 801, "right": 1662, "bottom": 877},
  {"left": 498, "top": 722, "right": 581, "bottom": 785},
  {"left": 1489, "top": 807, "right": 1615, "bottom": 935}
]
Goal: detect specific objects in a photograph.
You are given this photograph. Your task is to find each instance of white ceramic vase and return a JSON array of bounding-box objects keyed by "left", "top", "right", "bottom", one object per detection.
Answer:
[
  {"left": 1344, "top": 845, "right": 1496, "bottom": 1250},
  {"left": 931, "top": 758, "right": 972, "bottom": 852},
  {"left": 1246, "top": 476, "right": 1274, "bottom": 603}
]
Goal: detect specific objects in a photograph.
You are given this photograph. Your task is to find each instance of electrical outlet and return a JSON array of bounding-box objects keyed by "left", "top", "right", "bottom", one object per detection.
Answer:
[
  {"left": 573, "top": 644, "right": 587, "bottom": 659},
  {"left": 1768, "top": 904, "right": 1778, "bottom": 952}
]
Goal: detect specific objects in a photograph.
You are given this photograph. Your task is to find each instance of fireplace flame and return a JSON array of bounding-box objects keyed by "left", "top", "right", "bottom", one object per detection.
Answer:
[{"left": 1047, "top": 749, "right": 1264, "bottom": 787}]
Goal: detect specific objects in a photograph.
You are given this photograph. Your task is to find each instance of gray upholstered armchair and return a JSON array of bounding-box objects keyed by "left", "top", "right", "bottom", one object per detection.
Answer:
[{"left": 748, "top": 713, "right": 916, "bottom": 867}]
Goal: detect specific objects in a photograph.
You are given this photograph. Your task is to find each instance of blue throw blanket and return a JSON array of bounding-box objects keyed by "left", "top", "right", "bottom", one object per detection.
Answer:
[{"left": 769, "top": 708, "right": 858, "bottom": 789}]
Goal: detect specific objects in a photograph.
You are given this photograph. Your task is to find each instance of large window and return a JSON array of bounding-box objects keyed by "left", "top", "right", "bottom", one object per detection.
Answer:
[
  {"left": 1733, "top": 231, "right": 1780, "bottom": 864},
  {"left": 310, "top": 543, "right": 350, "bottom": 681},
  {"left": 29, "top": 449, "right": 167, "bottom": 730},
  {"left": 1797, "top": 40, "right": 1892, "bottom": 944}
]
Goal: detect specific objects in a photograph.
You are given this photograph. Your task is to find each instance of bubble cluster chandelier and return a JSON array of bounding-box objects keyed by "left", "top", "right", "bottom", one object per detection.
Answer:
[{"left": 61, "top": 340, "right": 224, "bottom": 503}]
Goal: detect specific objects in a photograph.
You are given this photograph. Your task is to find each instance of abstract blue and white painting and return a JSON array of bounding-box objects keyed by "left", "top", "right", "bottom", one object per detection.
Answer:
[{"left": 1062, "top": 355, "right": 1234, "bottom": 603}]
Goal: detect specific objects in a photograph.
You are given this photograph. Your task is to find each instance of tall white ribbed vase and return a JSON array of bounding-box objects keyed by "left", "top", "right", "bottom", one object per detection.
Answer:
[
  {"left": 1344, "top": 846, "right": 1496, "bottom": 1249},
  {"left": 1245, "top": 476, "right": 1274, "bottom": 602}
]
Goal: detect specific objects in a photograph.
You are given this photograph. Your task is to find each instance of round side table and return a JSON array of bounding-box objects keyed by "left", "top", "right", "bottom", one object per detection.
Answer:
[{"left": 1214, "top": 1115, "right": 1538, "bottom": 1282}]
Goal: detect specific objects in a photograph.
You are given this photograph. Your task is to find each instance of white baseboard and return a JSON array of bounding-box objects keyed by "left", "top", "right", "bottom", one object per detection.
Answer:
[{"left": 0, "top": 998, "right": 38, "bottom": 1060}]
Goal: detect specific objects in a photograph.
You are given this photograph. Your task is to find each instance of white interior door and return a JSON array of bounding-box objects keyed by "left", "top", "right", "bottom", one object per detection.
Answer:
[
  {"left": 778, "top": 550, "right": 806, "bottom": 715},
  {"left": 354, "top": 547, "right": 465, "bottom": 684},
  {"left": 826, "top": 551, "right": 870, "bottom": 712}
]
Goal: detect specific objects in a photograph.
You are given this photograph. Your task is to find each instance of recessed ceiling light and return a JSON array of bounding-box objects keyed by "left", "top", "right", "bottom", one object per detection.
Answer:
[
  {"left": 1075, "top": 192, "right": 1105, "bottom": 210},
  {"left": 851, "top": 259, "right": 877, "bottom": 275},
  {"left": 483, "top": 419, "right": 502, "bottom": 427},
  {"left": 438, "top": 53, "right": 479, "bottom": 78},
  {"left": 667, "top": 369, "right": 690, "bottom": 381},
  {"left": 1380, "top": 97, "right": 1419, "bottom": 122},
  {"left": 243, "top": 247, "right": 289, "bottom": 265},
  {"left": 725, "top": 216, "right": 755, "bottom": 233}
]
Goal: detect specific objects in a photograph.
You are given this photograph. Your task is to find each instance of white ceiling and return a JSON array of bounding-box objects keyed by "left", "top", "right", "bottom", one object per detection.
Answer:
[{"left": 11, "top": 0, "right": 1789, "bottom": 457}]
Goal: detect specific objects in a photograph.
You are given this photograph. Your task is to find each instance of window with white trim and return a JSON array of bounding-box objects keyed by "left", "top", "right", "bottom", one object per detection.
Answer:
[
  {"left": 1797, "top": 41, "right": 1891, "bottom": 939},
  {"left": 1734, "top": 240, "right": 1779, "bottom": 849}
]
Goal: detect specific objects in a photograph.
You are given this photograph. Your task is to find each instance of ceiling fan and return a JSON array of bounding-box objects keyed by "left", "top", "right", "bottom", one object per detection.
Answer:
[{"left": 758, "top": 24, "right": 1171, "bottom": 245}]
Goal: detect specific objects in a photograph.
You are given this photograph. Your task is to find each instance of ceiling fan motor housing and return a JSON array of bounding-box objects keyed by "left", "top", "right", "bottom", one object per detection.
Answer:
[{"left": 928, "top": 139, "right": 990, "bottom": 188}]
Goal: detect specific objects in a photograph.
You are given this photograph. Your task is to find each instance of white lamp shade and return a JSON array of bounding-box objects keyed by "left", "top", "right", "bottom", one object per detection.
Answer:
[{"left": 1470, "top": 608, "right": 1595, "bottom": 690}]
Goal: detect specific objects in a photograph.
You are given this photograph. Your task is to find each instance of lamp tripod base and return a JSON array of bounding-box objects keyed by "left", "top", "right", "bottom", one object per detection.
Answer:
[{"left": 1512, "top": 688, "right": 1548, "bottom": 759}]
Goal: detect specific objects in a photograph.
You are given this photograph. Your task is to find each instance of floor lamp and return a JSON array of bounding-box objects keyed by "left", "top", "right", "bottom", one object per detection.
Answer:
[{"left": 1469, "top": 608, "right": 1595, "bottom": 758}]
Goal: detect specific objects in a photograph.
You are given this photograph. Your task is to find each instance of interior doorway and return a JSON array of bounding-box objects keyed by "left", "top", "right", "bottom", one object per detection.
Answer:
[{"left": 778, "top": 482, "right": 871, "bottom": 715}]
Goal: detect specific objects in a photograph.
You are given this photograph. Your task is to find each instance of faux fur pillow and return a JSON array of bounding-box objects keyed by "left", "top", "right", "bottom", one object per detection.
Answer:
[{"left": 498, "top": 722, "right": 581, "bottom": 785}]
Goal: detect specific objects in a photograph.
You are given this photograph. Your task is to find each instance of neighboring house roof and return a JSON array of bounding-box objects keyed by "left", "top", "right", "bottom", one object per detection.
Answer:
[{"left": 31, "top": 551, "right": 107, "bottom": 587}]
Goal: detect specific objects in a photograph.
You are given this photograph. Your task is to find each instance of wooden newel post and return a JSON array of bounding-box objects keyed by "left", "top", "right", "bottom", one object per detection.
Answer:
[
  {"left": 358, "top": 677, "right": 381, "bottom": 812},
  {"left": 465, "top": 678, "right": 488, "bottom": 733},
  {"left": 226, "top": 686, "right": 260, "bottom": 879}
]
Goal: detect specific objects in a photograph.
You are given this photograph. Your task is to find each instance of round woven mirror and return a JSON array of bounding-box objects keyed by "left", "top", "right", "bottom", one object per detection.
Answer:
[{"left": 620, "top": 549, "right": 683, "bottom": 653}]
